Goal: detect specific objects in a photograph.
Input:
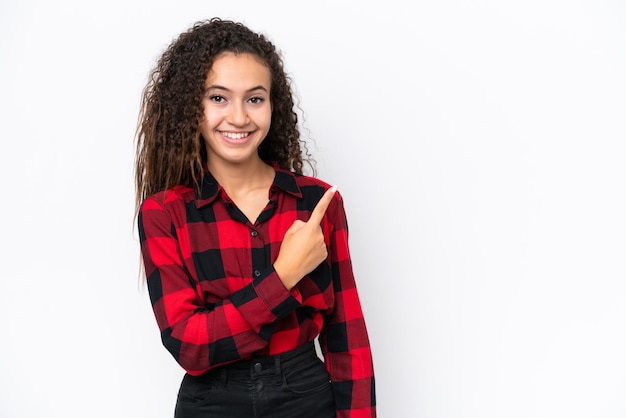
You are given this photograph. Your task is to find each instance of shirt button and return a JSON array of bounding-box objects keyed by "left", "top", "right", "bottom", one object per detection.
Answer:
[
  {"left": 250, "top": 230, "right": 258, "bottom": 237},
  {"left": 254, "top": 270, "right": 261, "bottom": 277},
  {"left": 254, "top": 362, "right": 262, "bottom": 373}
]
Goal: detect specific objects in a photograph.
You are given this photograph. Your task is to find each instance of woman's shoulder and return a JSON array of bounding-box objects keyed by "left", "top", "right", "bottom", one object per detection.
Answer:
[
  {"left": 140, "top": 184, "right": 196, "bottom": 210},
  {"left": 290, "top": 172, "right": 345, "bottom": 210},
  {"left": 273, "top": 164, "right": 334, "bottom": 196},
  {"left": 295, "top": 173, "right": 332, "bottom": 189}
]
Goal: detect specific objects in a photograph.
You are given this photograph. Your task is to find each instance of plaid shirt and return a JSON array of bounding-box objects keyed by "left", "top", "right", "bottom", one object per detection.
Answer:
[{"left": 138, "top": 163, "right": 376, "bottom": 417}]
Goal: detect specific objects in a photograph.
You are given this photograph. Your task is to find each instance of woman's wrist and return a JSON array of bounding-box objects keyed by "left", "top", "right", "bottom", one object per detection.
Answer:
[{"left": 273, "top": 260, "right": 299, "bottom": 290}]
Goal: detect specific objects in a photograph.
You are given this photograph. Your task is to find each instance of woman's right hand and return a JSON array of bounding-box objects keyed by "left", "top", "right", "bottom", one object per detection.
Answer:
[{"left": 273, "top": 186, "right": 337, "bottom": 290}]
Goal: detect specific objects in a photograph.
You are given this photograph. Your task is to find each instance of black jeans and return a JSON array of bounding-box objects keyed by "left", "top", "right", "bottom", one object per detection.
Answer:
[{"left": 174, "top": 342, "right": 336, "bottom": 418}]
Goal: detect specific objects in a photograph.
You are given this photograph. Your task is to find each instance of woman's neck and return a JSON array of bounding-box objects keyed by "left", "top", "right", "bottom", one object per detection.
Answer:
[{"left": 208, "top": 158, "right": 274, "bottom": 197}]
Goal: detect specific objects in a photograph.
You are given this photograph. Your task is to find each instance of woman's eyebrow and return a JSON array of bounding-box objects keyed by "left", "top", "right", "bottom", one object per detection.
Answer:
[{"left": 205, "top": 84, "right": 269, "bottom": 93}]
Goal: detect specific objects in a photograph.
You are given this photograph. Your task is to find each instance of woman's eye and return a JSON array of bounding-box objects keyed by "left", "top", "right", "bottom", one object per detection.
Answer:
[
  {"left": 209, "top": 95, "right": 226, "bottom": 103},
  {"left": 249, "top": 96, "right": 264, "bottom": 104}
]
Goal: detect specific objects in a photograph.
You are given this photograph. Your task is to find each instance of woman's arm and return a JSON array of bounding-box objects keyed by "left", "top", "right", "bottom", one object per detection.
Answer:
[
  {"left": 319, "top": 191, "right": 377, "bottom": 417},
  {"left": 138, "top": 196, "right": 301, "bottom": 375}
]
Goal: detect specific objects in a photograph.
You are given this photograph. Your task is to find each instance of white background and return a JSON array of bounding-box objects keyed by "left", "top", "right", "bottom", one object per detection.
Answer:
[{"left": 1, "top": 1, "right": 625, "bottom": 417}]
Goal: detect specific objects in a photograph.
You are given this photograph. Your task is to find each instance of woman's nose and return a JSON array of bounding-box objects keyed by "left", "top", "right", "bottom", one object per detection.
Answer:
[{"left": 228, "top": 102, "right": 249, "bottom": 126}]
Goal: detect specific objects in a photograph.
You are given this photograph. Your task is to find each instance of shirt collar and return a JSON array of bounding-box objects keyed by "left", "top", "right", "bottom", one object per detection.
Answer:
[{"left": 194, "top": 162, "right": 302, "bottom": 209}]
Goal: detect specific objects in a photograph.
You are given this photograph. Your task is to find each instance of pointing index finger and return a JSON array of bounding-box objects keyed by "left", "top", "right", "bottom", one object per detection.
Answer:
[{"left": 308, "top": 185, "right": 337, "bottom": 225}]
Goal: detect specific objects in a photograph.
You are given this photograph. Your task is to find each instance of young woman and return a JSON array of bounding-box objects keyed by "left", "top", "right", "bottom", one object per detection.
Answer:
[{"left": 135, "top": 18, "right": 376, "bottom": 417}]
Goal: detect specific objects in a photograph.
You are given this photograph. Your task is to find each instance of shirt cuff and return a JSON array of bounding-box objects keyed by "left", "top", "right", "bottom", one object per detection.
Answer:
[
  {"left": 231, "top": 267, "right": 301, "bottom": 326},
  {"left": 254, "top": 267, "right": 302, "bottom": 318}
]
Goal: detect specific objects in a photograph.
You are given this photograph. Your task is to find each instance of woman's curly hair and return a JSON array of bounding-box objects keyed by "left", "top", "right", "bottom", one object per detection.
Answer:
[{"left": 134, "top": 17, "right": 314, "bottom": 210}]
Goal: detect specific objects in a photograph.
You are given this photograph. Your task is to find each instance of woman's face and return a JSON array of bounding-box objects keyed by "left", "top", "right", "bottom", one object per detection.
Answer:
[{"left": 199, "top": 52, "right": 272, "bottom": 169}]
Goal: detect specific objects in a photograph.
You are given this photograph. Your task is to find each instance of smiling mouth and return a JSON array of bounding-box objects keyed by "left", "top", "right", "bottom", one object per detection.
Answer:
[{"left": 220, "top": 131, "right": 250, "bottom": 140}]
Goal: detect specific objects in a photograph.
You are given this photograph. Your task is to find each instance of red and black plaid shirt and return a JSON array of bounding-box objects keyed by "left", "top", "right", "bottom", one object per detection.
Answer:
[{"left": 138, "top": 163, "right": 376, "bottom": 417}]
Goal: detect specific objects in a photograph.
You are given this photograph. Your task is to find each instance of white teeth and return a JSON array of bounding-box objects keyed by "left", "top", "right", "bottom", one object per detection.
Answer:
[{"left": 222, "top": 132, "right": 249, "bottom": 139}]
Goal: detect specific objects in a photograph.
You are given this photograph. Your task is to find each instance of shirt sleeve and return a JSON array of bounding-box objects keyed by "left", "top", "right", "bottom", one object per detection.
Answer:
[
  {"left": 319, "top": 191, "right": 377, "bottom": 418},
  {"left": 138, "top": 195, "right": 301, "bottom": 376}
]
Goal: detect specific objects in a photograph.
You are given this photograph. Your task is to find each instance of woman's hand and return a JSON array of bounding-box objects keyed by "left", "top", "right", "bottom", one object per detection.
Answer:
[{"left": 274, "top": 186, "right": 337, "bottom": 290}]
